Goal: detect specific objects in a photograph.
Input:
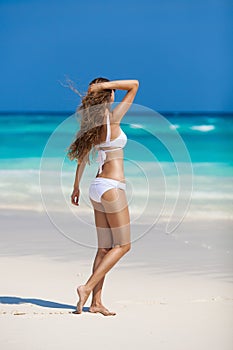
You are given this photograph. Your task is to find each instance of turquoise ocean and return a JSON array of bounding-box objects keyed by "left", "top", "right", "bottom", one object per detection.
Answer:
[{"left": 0, "top": 111, "right": 232, "bottom": 229}]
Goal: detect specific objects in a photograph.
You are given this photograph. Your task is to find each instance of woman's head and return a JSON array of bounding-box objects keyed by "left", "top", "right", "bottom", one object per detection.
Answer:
[
  {"left": 66, "top": 77, "right": 114, "bottom": 164},
  {"left": 88, "top": 77, "right": 115, "bottom": 104}
]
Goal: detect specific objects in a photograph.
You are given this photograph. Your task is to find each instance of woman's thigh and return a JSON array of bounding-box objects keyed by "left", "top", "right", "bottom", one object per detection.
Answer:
[
  {"left": 90, "top": 198, "right": 113, "bottom": 249},
  {"left": 101, "top": 189, "right": 131, "bottom": 247}
]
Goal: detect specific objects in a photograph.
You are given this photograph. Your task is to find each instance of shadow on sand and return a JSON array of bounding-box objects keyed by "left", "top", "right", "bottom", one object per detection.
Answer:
[{"left": 0, "top": 296, "right": 90, "bottom": 313}]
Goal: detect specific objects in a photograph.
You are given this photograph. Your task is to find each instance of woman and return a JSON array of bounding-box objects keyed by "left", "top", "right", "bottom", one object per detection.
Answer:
[{"left": 68, "top": 78, "right": 139, "bottom": 316}]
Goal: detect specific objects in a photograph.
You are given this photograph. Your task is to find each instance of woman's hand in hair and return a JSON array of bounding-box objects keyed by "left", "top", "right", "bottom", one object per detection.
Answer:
[
  {"left": 71, "top": 187, "right": 80, "bottom": 206},
  {"left": 88, "top": 82, "right": 104, "bottom": 94}
]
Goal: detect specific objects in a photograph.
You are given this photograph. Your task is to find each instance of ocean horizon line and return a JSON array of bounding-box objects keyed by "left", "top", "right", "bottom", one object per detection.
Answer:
[{"left": 0, "top": 110, "right": 233, "bottom": 116}]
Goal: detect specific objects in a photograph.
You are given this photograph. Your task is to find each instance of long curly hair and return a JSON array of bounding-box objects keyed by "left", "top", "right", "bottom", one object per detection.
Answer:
[{"left": 66, "top": 77, "right": 115, "bottom": 165}]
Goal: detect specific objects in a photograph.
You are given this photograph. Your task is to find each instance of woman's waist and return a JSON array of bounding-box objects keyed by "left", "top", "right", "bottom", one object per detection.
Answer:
[
  {"left": 96, "top": 171, "right": 125, "bottom": 181},
  {"left": 93, "top": 176, "right": 126, "bottom": 185},
  {"left": 95, "top": 164, "right": 125, "bottom": 182},
  {"left": 97, "top": 160, "right": 124, "bottom": 177},
  {"left": 97, "top": 148, "right": 123, "bottom": 161}
]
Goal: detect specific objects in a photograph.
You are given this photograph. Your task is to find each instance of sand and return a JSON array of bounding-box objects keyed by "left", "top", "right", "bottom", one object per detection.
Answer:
[{"left": 0, "top": 209, "right": 233, "bottom": 350}]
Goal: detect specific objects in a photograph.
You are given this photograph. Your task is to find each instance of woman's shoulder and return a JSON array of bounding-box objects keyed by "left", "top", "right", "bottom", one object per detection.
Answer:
[
  {"left": 109, "top": 110, "right": 120, "bottom": 126},
  {"left": 109, "top": 111, "right": 121, "bottom": 131}
]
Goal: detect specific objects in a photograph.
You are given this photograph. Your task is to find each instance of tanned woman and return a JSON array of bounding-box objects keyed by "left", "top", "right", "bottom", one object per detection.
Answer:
[{"left": 68, "top": 78, "right": 139, "bottom": 316}]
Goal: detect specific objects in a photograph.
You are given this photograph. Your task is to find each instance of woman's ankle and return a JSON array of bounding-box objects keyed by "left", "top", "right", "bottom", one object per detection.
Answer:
[{"left": 90, "top": 300, "right": 102, "bottom": 306}]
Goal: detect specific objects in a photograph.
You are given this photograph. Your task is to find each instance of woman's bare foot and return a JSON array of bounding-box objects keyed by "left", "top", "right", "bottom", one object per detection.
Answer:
[
  {"left": 89, "top": 303, "right": 116, "bottom": 316},
  {"left": 73, "top": 285, "right": 91, "bottom": 314}
]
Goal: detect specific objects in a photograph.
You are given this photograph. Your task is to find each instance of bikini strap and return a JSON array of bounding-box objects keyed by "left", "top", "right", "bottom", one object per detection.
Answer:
[{"left": 105, "top": 111, "right": 111, "bottom": 143}]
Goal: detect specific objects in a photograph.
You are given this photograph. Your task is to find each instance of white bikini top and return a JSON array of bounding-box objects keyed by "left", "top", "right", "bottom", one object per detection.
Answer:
[{"left": 95, "top": 111, "right": 127, "bottom": 174}]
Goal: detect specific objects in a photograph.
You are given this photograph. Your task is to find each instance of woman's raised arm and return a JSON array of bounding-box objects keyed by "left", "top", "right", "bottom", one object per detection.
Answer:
[{"left": 88, "top": 79, "right": 139, "bottom": 93}]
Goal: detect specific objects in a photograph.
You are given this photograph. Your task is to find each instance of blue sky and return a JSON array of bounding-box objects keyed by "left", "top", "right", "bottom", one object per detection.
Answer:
[{"left": 0, "top": 0, "right": 232, "bottom": 112}]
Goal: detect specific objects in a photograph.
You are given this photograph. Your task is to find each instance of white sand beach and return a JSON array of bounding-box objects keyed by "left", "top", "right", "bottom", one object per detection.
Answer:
[{"left": 0, "top": 209, "right": 232, "bottom": 350}]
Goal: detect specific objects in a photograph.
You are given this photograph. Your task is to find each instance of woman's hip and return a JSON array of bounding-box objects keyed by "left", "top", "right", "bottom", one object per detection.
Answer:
[{"left": 89, "top": 177, "right": 126, "bottom": 203}]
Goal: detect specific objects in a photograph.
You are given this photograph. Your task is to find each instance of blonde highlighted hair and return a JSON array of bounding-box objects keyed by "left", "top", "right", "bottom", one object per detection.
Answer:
[{"left": 67, "top": 77, "right": 115, "bottom": 164}]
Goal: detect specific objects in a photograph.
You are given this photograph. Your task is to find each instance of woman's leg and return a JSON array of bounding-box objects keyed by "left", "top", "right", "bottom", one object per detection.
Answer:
[
  {"left": 89, "top": 248, "right": 116, "bottom": 316},
  {"left": 90, "top": 249, "right": 109, "bottom": 305},
  {"left": 75, "top": 188, "right": 131, "bottom": 314},
  {"left": 90, "top": 203, "right": 113, "bottom": 307}
]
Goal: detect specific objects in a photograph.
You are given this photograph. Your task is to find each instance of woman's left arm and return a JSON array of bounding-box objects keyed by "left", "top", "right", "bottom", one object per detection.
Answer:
[{"left": 71, "top": 156, "right": 87, "bottom": 206}]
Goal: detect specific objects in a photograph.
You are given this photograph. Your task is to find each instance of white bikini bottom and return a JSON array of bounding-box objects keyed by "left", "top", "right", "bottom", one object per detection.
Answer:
[{"left": 89, "top": 177, "right": 126, "bottom": 203}]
